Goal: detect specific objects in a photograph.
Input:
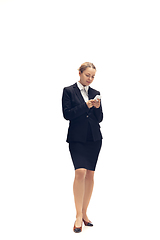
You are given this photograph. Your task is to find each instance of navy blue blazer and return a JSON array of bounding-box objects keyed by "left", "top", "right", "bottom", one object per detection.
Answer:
[{"left": 62, "top": 83, "right": 103, "bottom": 143}]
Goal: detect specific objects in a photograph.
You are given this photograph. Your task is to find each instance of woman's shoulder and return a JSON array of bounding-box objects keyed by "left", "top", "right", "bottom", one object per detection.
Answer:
[
  {"left": 89, "top": 86, "right": 100, "bottom": 95},
  {"left": 63, "top": 83, "right": 77, "bottom": 91}
]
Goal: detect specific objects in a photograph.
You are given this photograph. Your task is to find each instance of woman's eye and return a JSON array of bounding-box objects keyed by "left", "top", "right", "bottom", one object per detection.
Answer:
[{"left": 85, "top": 74, "right": 94, "bottom": 78}]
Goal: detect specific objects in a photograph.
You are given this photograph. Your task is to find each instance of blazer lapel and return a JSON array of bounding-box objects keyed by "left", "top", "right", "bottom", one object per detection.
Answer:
[
  {"left": 88, "top": 87, "right": 95, "bottom": 100},
  {"left": 73, "top": 83, "right": 84, "bottom": 103}
]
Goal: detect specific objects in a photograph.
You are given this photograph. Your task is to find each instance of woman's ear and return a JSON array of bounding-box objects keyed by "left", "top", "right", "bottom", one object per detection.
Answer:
[{"left": 79, "top": 71, "right": 81, "bottom": 77}]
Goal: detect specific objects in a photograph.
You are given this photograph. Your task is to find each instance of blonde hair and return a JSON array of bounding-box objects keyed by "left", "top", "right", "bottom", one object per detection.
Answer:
[{"left": 78, "top": 62, "right": 96, "bottom": 73}]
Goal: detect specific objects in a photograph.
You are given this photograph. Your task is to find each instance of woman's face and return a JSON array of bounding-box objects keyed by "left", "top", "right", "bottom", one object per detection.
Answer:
[{"left": 79, "top": 67, "right": 96, "bottom": 86}]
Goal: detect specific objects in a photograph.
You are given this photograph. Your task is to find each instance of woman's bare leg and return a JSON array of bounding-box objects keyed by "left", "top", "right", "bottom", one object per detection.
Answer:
[
  {"left": 82, "top": 170, "right": 95, "bottom": 222},
  {"left": 73, "top": 168, "right": 87, "bottom": 227}
]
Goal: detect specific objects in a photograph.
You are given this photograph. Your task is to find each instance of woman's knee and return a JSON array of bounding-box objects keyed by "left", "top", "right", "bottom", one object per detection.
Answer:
[
  {"left": 75, "top": 168, "right": 87, "bottom": 180},
  {"left": 85, "top": 170, "right": 95, "bottom": 181}
]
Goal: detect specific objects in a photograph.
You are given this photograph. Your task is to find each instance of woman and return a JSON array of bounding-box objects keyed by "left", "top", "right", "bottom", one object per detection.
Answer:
[{"left": 62, "top": 62, "right": 103, "bottom": 233}]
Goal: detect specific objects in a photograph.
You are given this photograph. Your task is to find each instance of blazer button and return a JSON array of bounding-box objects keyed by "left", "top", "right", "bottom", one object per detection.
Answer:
[{"left": 86, "top": 115, "right": 89, "bottom": 118}]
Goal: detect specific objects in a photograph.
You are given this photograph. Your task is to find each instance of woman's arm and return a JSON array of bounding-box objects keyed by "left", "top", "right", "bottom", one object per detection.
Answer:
[
  {"left": 92, "top": 93, "right": 103, "bottom": 123},
  {"left": 93, "top": 103, "right": 103, "bottom": 123},
  {"left": 62, "top": 88, "right": 89, "bottom": 121}
]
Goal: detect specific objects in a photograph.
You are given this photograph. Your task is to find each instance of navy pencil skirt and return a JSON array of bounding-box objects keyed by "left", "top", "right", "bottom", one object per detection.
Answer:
[
  {"left": 69, "top": 123, "right": 102, "bottom": 171},
  {"left": 69, "top": 140, "right": 102, "bottom": 171}
]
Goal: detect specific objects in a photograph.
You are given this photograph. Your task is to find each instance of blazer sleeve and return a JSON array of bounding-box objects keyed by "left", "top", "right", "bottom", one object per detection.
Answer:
[
  {"left": 93, "top": 92, "right": 103, "bottom": 123},
  {"left": 93, "top": 104, "right": 103, "bottom": 123},
  {"left": 62, "top": 87, "right": 89, "bottom": 121}
]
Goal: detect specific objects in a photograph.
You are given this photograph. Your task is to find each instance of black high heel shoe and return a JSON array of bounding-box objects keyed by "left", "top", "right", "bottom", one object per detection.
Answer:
[
  {"left": 83, "top": 219, "right": 93, "bottom": 227},
  {"left": 73, "top": 222, "right": 82, "bottom": 233}
]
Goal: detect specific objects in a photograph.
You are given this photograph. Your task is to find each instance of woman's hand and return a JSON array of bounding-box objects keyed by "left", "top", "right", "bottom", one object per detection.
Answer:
[
  {"left": 86, "top": 99, "right": 101, "bottom": 109},
  {"left": 86, "top": 100, "right": 94, "bottom": 109},
  {"left": 92, "top": 99, "right": 101, "bottom": 108}
]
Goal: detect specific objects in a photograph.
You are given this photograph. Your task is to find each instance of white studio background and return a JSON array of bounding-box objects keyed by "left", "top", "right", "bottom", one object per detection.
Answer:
[{"left": 0, "top": 0, "right": 160, "bottom": 239}]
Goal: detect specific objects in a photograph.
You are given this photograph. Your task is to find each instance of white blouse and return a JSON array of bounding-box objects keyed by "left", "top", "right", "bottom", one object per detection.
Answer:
[{"left": 77, "top": 81, "right": 89, "bottom": 102}]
